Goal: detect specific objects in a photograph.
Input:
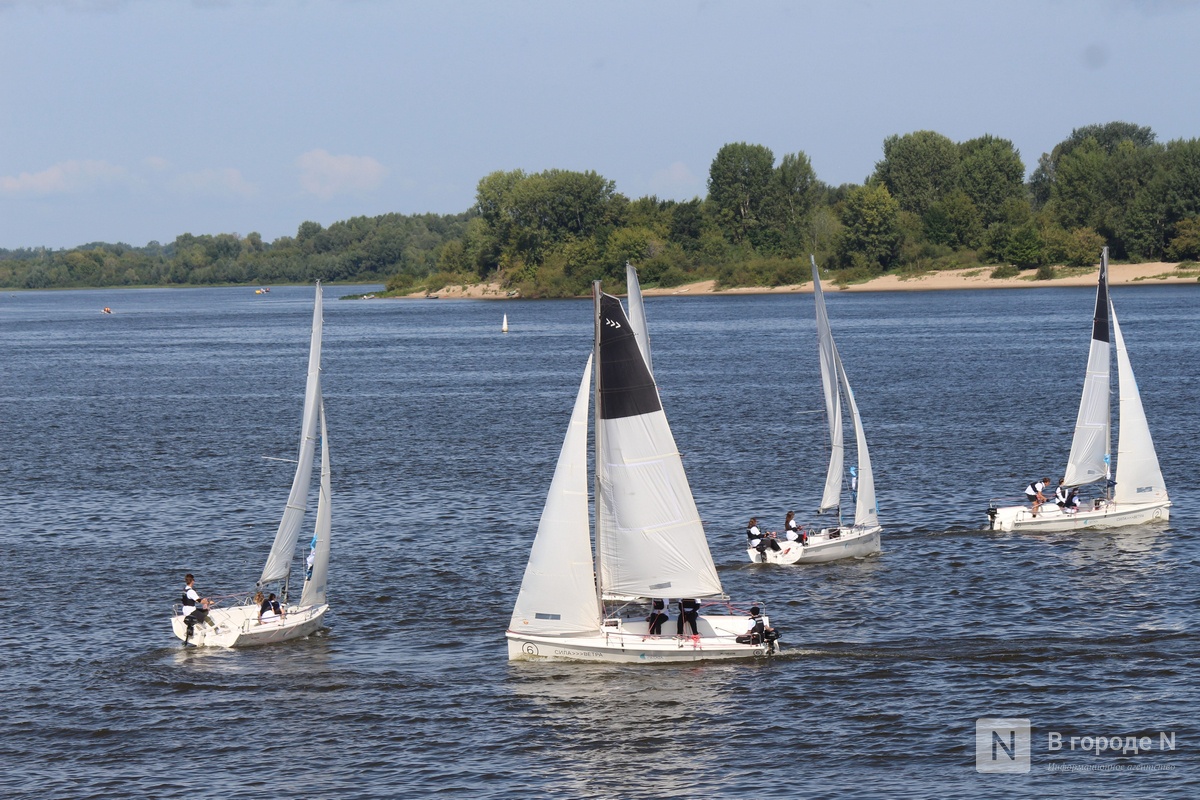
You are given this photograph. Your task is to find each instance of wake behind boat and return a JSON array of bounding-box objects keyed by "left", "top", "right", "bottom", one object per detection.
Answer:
[
  {"left": 170, "top": 283, "right": 332, "bottom": 647},
  {"left": 987, "top": 249, "right": 1170, "bottom": 533},
  {"left": 752, "top": 256, "right": 881, "bottom": 565},
  {"left": 506, "top": 272, "right": 780, "bottom": 663}
]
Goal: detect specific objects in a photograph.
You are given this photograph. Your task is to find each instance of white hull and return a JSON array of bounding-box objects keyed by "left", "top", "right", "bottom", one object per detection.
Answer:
[
  {"left": 506, "top": 614, "right": 779, "bottom": 663},
  {"left": 749, "top": 526, "right": 881, "bottom": 564},
  {"left": 987, "top": 499, "right": 1170, "bottom": 533},
  {"left": 171, "top": 602, "right": 328, "bottom": 648}
]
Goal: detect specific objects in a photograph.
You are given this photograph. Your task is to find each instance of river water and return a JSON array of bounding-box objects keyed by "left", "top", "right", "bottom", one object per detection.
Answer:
[{"left": 1, "top": 282, "right": 1196, "bottom": 798}]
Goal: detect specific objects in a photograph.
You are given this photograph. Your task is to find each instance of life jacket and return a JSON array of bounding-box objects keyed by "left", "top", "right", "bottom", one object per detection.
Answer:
[
  {"left": 182, "top": 588, "right": 196, "bottom": 609},
  {"left": 679, "top": 599, "right": 699, "bottom": 614}
]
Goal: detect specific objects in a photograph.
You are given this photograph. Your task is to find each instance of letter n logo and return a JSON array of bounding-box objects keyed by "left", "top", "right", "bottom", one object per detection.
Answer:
[{"left": 976, "top": 717, "right": 1031, "bottom": 773}]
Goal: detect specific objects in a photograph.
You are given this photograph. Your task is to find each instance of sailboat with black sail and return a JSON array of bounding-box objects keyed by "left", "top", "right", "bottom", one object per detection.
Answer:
[
  {"left": 170, "top": 283, "right": 332, "bottom": 646},
  {"left": 987, "top": 248, "right": 1170, "bottom": 532},
  {"left": 507, "top": 277, "right": 779, "bottom": 662}
]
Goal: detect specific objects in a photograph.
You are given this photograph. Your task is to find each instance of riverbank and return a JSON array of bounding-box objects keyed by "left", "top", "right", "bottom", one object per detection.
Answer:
[{"left": 403, "top": 261, "right": 1198, "bottom": 299}]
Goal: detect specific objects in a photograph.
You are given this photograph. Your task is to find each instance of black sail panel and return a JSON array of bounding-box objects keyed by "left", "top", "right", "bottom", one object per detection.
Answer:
[
  {"left": 1092, "top": 251, "right": 1110, "bottom": 344},
  {"left": 597, "top": 292, "right": 661, "bottom": 420}
]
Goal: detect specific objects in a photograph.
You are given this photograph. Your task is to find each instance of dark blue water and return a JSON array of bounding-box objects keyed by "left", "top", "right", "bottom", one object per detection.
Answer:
[{"left": 1, "top": 283, "right": 1197, "bottom": 798}]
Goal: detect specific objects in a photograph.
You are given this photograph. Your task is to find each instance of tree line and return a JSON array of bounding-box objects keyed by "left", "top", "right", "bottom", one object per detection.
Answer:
[{"left": 3, "top": 121, "right": 1198, "bottom": 296}]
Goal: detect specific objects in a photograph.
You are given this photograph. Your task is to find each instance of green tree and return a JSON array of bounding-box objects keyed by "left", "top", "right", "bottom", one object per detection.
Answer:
[
  {"left": 707, "top": 142, "right": 776, "bottom": 244},
  {"left": 837, "top": 183, "right": 902, "bottom": 270},
  {"left": 873, "top": 130, "right": 960, "bottom": 216},
  {"left": 924, "top": 189, "right": 983, "bottom": 249},
  {"left": 958, "top": 135, "right": 1025, "bottom": 226}
]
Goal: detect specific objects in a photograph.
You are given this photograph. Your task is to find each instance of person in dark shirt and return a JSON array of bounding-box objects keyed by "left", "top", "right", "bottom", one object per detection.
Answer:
[
  {"left": 646, "top": 599, "right": 669, "bottom": 635},
  {"left": 676, "top": 598, "right": 700, "bottom": 636}
]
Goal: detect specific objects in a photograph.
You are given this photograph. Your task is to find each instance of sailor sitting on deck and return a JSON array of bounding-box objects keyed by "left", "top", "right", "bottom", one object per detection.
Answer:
[
  {"left": 735, "top": 606, "right": 779, "bottom": 650},
  {"left": 646, "top": 599, "right": 669, "bottom": 635},
  {"left": 258, "top": 592, "right": 285, "bottom": 623},
  {"left": 782, "top": 511, "right": 808, "bottom": 545},
  {"left": 746, "top": 517, "right": 780, "bottom": 553}
]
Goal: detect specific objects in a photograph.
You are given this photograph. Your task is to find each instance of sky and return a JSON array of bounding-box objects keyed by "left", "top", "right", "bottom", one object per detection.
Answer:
[{"left": 1, "top": 0, "right": 1198, "bottom": 250}]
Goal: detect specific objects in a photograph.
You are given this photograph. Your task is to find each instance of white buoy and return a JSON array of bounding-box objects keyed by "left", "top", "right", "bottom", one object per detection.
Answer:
[{"left": 502, "top": 314, "right": 509, "bottom": 333}]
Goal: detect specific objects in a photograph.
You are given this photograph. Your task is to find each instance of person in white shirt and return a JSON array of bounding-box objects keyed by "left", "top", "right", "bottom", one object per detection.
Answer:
[{"left": 181, "top": 574, "right": 212, "bottom": 641}]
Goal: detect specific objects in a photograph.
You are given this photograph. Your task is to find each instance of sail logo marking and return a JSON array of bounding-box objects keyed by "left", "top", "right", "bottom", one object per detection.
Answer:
[{"left": 604, "top": 317, "right": 622, "bottom": 329}]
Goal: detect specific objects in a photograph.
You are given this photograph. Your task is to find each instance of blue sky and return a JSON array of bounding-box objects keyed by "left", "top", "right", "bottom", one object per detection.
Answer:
[{"left": 1, "top": 0, "right": 1198, "bottom": 250}]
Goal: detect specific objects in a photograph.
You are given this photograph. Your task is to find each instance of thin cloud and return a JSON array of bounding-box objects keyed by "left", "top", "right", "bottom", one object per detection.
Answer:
[
  {"left": 172, "top": 167, "right": 257, "bottom": 198},
  {"left": 297, "top": 148, "right": 387, "bottom": 200},
  {"left": 647, "top": 160, "right": 703, "bottom": 198},
  {"left": 0, "top": 159, "right": 127, "bottom": 195}
]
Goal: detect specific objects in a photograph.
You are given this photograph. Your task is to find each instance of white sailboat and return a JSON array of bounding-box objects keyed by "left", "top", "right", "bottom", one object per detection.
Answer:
[
  {"left": 171, "top": 283, "right": 332, "bottom": 646},
  {"left": 988, "top": 248, "right": 1170, "bottom": 532},
  {"left": 752, "top": 256, "right": 882, "bottom": 564},
  {"left": 507, "top": 278, "right": 780, "bottom": 662}
]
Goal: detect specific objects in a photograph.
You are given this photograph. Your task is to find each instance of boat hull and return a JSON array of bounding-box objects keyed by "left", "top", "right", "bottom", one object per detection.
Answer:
[
  {"left": 506, "top": 614, "right": 778, "bottom": 663},
  {"left": 171, "top": 602, "right": 328, "bottom": 648},
  {"left": 748, "top": 526, "right": 881, "bottom": 564},
  {"left": 987, "top": 499, "right": 1170, "bottom": 533}
]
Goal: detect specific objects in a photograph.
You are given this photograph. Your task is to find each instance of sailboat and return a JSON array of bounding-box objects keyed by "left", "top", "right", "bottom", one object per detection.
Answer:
[
  {"left": 171, "top": 283, "right": 332, "bottom": 646},
  {"left": 987, "top": 249, "right": 1170, "bottom": 532},
  {"left": 753, "top": 256, "right": 882, "bottom": 564},
  {"left": 506, "top": 276, "right": 780, "bottom": 662}
]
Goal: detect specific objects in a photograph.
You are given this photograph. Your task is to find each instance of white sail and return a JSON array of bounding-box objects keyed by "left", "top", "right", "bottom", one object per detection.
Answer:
[
  {"left": 260, "top": 282, "right": 323, "bottom": 587},
  {"left": 1111, "top": 306, "right": 1168, "bottom": 505},
  {"left": 811, "top": 257, "right": 845, "bottom": 512},
  {"left": 594, "top": 288, "right": 723, "bottom": 600},
  {"left": 1062, "top": 253, "right": 1111, "bottom": 488},
  {"left": 625, "top": 262, "right": 653, "bottom": 374},
  {"left": 839, "top": 359, "right": 878, "bottom": 527},
  {"left": 509, "top": 356, "right": 601, "bottom": 635},
  {"left": 299, "top": 400, "right": 332, "bottom": 608}
]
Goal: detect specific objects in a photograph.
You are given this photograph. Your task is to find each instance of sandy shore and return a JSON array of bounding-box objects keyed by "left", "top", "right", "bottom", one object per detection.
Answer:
[{"left": 405, "top": 262, "right": 1198, "bottom": 299}]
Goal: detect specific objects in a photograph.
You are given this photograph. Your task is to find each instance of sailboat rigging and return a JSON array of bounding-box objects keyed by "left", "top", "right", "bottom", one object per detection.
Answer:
[
  {"left": 987, "top": 248, "right": 1170, "bottom": 532},
  {"left": 507, "top": 273, "right": 780, "bottom": 662},
  {"left": 170, "top": 283, "right": 332, "bottom": 646},
  {"left": 752, "top": 256, "right": 882, "bottom": 564}
]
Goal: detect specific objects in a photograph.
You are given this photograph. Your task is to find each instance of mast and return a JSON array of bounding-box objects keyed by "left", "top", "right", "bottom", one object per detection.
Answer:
[{"left": 592, "top": 280, "right": 605, "bottom": 611}]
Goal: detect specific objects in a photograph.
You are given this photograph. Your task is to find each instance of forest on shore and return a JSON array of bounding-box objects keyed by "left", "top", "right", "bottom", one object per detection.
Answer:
[{"left": 3, "top": 121, "right": 1199, "bottom": 297}]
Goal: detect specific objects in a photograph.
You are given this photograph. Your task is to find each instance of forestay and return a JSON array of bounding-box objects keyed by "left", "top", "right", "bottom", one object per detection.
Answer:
[{"left": 594, "top": 288, "right": 723, "bottom": 600}]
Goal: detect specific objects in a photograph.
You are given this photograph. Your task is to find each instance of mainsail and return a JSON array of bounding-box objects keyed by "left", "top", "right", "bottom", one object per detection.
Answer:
[
  {"left": 1062, "top": 251, "right": 1112, "bottom": 487},
  {"left": 509, "top": 356, "right": 600, "bottom": 635},
  {"left": 811, "top": 257, "right": 877, "bottom": 527},
  {"left": 1111, "top": 306, "right": 1168, "bottom": 505},
  {"left": 260, "top": 282, "right": 324, "bottom": 588},
  {"left": 594, "top": 285, "right": 723, "bottom": 600}
]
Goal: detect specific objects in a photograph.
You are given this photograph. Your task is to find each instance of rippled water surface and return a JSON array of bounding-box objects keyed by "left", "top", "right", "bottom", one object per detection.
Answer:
[{"left": 2, "top": 282, "right": 1197, "bottom": 798}]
